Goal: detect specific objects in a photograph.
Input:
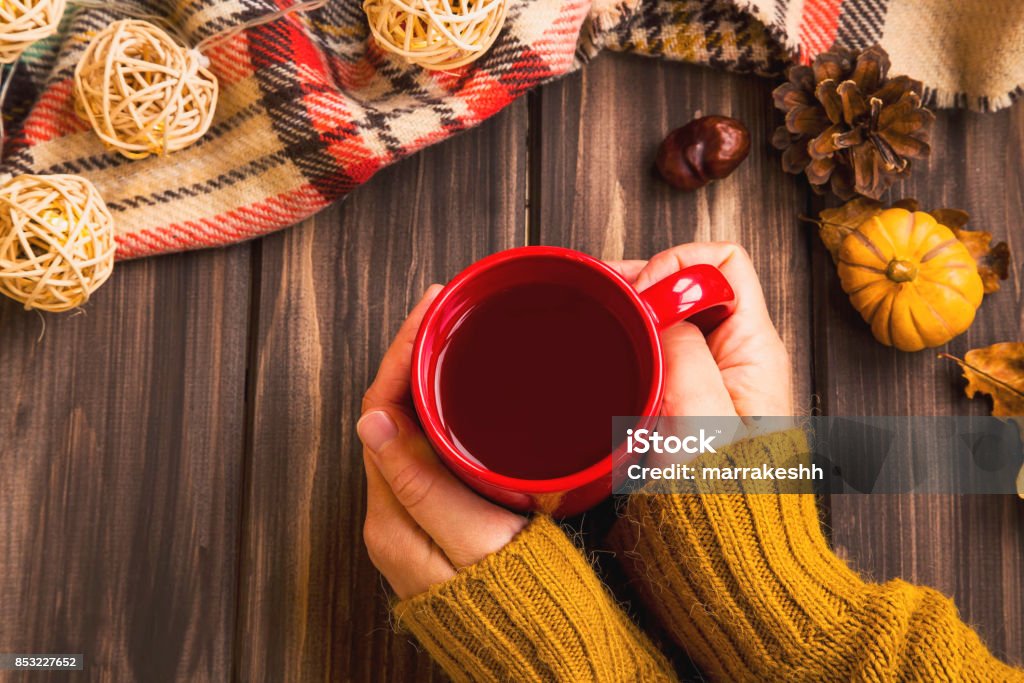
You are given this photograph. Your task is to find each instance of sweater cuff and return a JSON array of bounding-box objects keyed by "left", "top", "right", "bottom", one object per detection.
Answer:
[
  {"left": 609, "top": 430, "right": 1024, "bottom": 681},
  {"left": 394, "top": 515, "right": 676, "bottom": 683},
  {"left": 609, "top": 430, "right": 865, "bottom": 679}
]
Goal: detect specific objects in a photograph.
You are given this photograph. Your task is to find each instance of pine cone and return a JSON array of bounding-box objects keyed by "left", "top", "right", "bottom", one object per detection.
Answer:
[{"left": 771, "top": 46, "right": 934, "bottom": 200}]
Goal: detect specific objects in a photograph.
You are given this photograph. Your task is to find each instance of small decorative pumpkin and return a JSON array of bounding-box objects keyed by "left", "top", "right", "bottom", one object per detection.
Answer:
[{"left": 837, "top": 208, "right": 983, "bottom": 352}]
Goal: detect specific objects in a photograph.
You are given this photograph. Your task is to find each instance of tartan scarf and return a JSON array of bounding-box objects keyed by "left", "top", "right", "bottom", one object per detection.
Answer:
[{"left": 3, "top": 0, "right": 1020, "bottom": 260}]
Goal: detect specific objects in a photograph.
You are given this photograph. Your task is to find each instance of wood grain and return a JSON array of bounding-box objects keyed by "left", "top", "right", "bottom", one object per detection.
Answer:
[
  {"left": 1, "top": 52, "right": 1021, "bottom": 683},
  {"left": 813, "top": 105, "right": 1024, "bottom": 664},
  {"left": 0, "top": 246, "right": 251, "bottom": 681},
  {"left": 232, "top": 103, "right": 527, "bottom": 683},
  {"left": 531, "top": 54, "right": 813, "bottom": 413},
  {"left": 530, "top": 54, "right": 814, "bottom": 678}
]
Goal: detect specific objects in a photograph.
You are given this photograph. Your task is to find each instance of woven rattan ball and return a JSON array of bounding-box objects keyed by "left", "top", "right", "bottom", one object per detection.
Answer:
[
  {"left": 0, "top": 174, "right": 116, "bottom": 312},
  {"left": 363, "top": 0, "right": 509, "bottom": 70},
  {"left": 74, "top": 19, "right": 219, "bottom": 160},
  {"left": 0, "top": 0, "right": 66, "bottom": 64}
]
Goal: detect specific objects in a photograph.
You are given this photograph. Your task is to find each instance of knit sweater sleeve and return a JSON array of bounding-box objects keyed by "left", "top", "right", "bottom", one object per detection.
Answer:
[
  {"left": 393, "top": 515, "right": 677, "bottom": 683},
  {"left": 609, "top": 430, "right": 1024, "bottom": 682}
]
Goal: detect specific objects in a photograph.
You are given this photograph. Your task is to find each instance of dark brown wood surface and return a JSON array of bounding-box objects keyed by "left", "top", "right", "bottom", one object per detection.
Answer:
[
  {"left": 232, "top": 99, "right": 527, "bottom": 683},
  {"left": 0, "top": 247, "right": 252, "bottom": 681},
  {"left": 0, "top": 53, "right": 1020, "bottom": 681},
  {"left": 814, "top": 105, "right": 1024, "bottom": 664}
]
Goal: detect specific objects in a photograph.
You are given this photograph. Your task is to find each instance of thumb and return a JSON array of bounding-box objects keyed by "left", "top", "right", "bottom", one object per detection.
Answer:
[
  {"left": 660, "top": 322, "right": 736, "bottom": 418},
  {"left": 357, "top": 409, "right": 525, "bottom": 567},
  {"left": 648, "top": 323, "right": 738, "bottom": 469}
]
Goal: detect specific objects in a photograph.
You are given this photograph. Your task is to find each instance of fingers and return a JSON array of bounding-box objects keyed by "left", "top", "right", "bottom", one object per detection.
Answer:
[
  {"left": 358, "top": 408, "right": 527, "bottom": 569},
  {"left": 361, "top": 286, "right": 525, "bottom": 598},
  {"left": 646, "top": 322, "right": 736, "bottom": 467},
  {"left": 362, "top": 286, "right": 452, "bottom": 599},
  {"left": 362, "top": 285, "right": 443, "bottom": 414},
  {"left": 604, "top": 259, "right": 648, "bottom": 285},
  {"left": 634, "top": 242, "right": 770, "bottom": 323},
  {"left": 660, "top": 322, "right": 736, "bottom": 417},
  {"left": 633, "top": 241, "right": 784, "bottom": 363},
  {"left": 636, "top": 242, "right": 793, "bottom": 417},
  {"left": 363, "top": 451, "right": 456, "bottom": 599}
]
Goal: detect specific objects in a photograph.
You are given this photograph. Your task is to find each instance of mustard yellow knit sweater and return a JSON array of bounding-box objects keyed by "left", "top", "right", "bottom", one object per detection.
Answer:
[{"left": 394, "top": 432, "right": 1023, "bottom": 682}]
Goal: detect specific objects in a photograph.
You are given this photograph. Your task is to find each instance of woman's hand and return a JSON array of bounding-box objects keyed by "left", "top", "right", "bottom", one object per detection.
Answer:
[
  {"left": 634, "top": 242, "right": 792, "bottom": 419},
  {"left": 359, "top": 263, "right": 650, "bottom": 598},
  {"left": 358, "top": 286, "right": 527, "bottom": 599},
  {"left": 359, "top": 250, "right": 790, "bottom": 598}
]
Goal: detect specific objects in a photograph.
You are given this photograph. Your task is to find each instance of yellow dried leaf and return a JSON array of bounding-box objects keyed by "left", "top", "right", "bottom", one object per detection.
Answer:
[
  {"left": 943, "top": 342, "right": 1024, "bottom": 498},
  {"left": 815, "top": 197, "right": 884, "bottom": 261},
  {"left": 950, "top": 227, "right": 1011, "bottom": 294}
]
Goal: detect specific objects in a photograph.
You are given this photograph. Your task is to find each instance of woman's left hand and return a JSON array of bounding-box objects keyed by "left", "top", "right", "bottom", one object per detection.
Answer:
[
  {"left": 359, "top": 262, "right": 654, "bottom": 598},
  {"left": 359, "top": 286, "right": 528, "bottom": 599}
]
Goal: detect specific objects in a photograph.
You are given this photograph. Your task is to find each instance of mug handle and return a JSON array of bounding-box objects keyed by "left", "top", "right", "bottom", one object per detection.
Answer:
[{"left": 638, "top": 263, "right": 737, "bottom": 333}]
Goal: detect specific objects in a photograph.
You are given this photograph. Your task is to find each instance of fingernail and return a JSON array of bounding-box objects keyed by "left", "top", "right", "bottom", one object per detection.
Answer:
[{"left": 357, "top": 410, "right": 398, "bottom": 453}]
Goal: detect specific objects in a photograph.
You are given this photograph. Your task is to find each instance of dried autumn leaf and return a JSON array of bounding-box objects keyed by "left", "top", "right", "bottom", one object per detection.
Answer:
[
  {"left": 929, "top": 207, "right": 969, "bottom": 230},
  {"left": 815, "top": 197, "right": 884, "bottom": 260},
  {"left": 890, "top": 198, "right": 919, "bottom": 212},
  {"left": 960, "top": 343, "right": 1024, "bottom": 416},
  {"left": 943, "top": 342, "right": 1024, "bottom": 498},
  {"left": 812, "top": 199, "right": 1012, "bottom": 293},
  {"left": 949, "top": 228, "right": 1011, "bottom": 294}
]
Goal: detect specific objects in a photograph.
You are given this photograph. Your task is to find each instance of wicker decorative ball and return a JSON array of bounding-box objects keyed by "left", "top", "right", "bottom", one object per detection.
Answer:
[
  {"left": 0, "top": 0, "right": 66, "bottom": 64},
  {"left": 363, "top": 0, "right": 509, "bottom": 71},
  {"left": 74, "top": 19, "right": 219, "bottom": 160},
  {"left": 0, "top": 174, "right": 116, "bottom": 312}
]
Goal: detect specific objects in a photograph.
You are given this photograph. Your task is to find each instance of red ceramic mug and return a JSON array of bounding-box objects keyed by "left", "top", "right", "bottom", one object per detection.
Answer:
[{"left": 411, "top": 246, "right": 736, "bottom": 516}]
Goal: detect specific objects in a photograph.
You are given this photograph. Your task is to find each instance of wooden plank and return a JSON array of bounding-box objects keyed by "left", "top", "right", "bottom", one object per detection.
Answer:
[
  {"left": 531, "top": 53, "right": 814, "bottom": 674},
  {"left": 0, "top": 246, "right": 252, "bottom": 681},
  {"left": 531, "top": 54, "right": 813, "bottom": 415},
  {"left": 234, "top": 103, "right": 528, "bottom": 682},
  {"left": 813, "top": 105, "right": 1024, "bottom": 664}
]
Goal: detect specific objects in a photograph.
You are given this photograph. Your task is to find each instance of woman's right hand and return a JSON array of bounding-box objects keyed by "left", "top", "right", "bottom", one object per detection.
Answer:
[{"left": 631, "top": 241, "right": 793, "bottom": 424}]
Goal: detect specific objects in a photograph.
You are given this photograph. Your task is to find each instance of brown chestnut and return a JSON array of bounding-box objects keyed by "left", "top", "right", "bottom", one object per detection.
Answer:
[{"left": 656, "top": 115, "right": 750, "bottom": 191}]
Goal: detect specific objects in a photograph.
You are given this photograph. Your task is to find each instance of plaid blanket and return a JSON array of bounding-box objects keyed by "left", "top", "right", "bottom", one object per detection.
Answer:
[{"left": 4, "top": 0, "right": 1021, "bottom": 259}]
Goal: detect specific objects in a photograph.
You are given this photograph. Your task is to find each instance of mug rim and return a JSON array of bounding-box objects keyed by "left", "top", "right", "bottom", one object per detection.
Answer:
[{"left": 411, "top": 246, "right": 665, "bottom": 494}]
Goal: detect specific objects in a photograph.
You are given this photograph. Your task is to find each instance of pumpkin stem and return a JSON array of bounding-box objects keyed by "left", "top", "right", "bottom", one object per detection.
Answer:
[{"left": 886, "top": 258, "right": 918, "bottom": 282}]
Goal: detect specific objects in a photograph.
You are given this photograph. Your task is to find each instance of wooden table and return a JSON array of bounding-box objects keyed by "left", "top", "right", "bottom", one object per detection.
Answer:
[{"left": 2, "top": 54, "right": 1022, "bottom": 682}]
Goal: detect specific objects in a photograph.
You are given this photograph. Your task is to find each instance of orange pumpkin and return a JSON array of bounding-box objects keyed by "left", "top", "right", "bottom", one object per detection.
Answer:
[{"left": 837, "top": 208, "right": 983, "bottom": 352}]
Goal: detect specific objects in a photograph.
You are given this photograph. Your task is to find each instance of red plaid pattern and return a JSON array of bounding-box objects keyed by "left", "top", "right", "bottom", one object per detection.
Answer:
[
  {"left": 6, "top": 0, "right": 589, "bottom": 259},
  {"left": 5, "top": 0, "right": 1019, "bottom": 260}
]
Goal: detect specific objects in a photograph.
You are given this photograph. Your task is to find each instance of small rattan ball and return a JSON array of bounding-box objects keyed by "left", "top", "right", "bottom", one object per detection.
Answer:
[
  {"left": 363, "top": 0, "right": 509, "bottom": 71},
  {"left": 0, "top": 174, "right": 116, "bottom": 312},
  {"left": 0, "top": 0, "right": 66, "bottom": 64},
  {"left": 74, "top": 19, "right": 219, "bottom": 160}
]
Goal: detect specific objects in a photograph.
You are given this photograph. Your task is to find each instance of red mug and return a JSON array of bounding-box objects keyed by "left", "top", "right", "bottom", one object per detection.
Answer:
[{"left": 411, "top": 246, "right": 736, "bottom": 516}]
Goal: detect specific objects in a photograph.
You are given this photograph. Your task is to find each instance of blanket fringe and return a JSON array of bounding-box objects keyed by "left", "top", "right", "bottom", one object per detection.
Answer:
[
  {"left": 577, "top": 0, "right": 641, "bottom": 62},
  {"left": 922, "top": 84, "right": 1023, "bottom": 114}
]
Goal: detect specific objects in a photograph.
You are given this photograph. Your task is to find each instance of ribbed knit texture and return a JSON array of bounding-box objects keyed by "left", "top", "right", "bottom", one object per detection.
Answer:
[
  {"left": 395, "top": 431, "right": 1023, "bottom": 681},
  {"left": 394, "top": 515, "right": 676, "bottom": 682},
  {"left": 610, "top": 430, "right": 1024, "bottom": 682}
]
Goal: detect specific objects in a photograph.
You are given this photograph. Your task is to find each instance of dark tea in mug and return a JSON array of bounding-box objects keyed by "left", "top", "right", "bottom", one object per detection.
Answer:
[
  {"left": 436, "top": 281, "right": 646, "bottom": 480},
  {"left": 413, "top": 246, "right": 735, "bottom": 515}
]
